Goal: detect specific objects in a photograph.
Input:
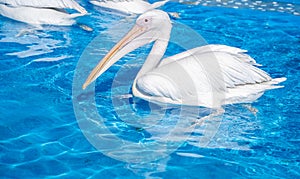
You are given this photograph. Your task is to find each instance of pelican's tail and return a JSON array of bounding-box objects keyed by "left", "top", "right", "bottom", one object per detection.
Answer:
[
  {"left": 263, "top": 77, "right": 287, "bottom": 89},
  {"left": 69, "top": 12, "right": 86, "bottom": 19},
  {"left": 225, "top": 77, "right": 286, "bottom": 105}
]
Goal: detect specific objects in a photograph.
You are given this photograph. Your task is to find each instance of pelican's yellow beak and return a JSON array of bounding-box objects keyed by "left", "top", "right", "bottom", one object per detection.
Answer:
[{"left": 82, "top": 25, "right": 146, "bottom": 89}]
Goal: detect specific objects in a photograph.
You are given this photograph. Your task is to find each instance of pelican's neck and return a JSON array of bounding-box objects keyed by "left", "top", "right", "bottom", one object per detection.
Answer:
[
  {"left": 136, "top": 34, "right": 170, "bottom": 79},
  {"left": 132, "top": 20, "right": 171, "bottom": 97}
]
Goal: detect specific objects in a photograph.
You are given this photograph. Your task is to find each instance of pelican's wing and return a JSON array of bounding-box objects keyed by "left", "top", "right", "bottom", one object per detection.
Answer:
[
  {"left": 158, "top": 45, "right": 271, "bottom": 88},
  {"left": 90, "top": 0, "right": 168, "bottom": 14},
  {"left": 159, "top": 45, "right": 260, "bottom": 67},
  {"left": 0, "top": 0, "right": 87, "bottom": 14},
  {"left": 134, "top": 45, "right": 285, "bottom": 107}
]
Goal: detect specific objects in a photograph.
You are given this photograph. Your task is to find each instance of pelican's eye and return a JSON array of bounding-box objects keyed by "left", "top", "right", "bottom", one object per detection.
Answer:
[{"left": 136, "top": 17, "right": 152, "bottom": 27}]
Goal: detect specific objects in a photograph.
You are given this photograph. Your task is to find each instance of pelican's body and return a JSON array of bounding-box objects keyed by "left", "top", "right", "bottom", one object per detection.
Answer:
[
  {"left": 90, "top": 0, "right": 169, "bottom": 15},
  {"left": 0, "top": 0, "right": 87, "bottom": 26},
  {"left": 131, "top": 45, "right": 286, "bottom": 107},
  {"left": 83, "top": 10, "right": 286, "bottom": 108}
]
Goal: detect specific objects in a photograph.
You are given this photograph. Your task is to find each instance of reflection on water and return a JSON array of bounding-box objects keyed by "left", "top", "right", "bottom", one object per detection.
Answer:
[
  {"left": 74, "top": 86, "right": 256, "bottom": 177},
  {"left": 0, "top": 23, "right": 72, "bottom": 61}
]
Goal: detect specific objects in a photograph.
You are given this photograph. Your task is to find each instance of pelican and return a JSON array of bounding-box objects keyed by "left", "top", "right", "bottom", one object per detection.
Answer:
[
  {"left": 82, "top": 10, "right": 286, "bottom": 108},
  {"left": 90, "top": 0, "right": 169, "bottom": 15},
  {"left": 0, "top": 0, "right": 87, "bottom": 26}
]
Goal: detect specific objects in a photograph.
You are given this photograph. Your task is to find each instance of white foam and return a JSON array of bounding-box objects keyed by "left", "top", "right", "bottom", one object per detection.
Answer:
[{"left": 186, "top": 0, "right": 300, "bottom": 16}]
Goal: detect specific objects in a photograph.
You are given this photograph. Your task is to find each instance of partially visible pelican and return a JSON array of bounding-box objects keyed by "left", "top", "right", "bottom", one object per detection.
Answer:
[
  {"left": 90, "top": 0, "right": 169, "bottom": 15},
  {"left": 0, "top": 0, "right": 87, "bottom": 26},
  {"left": 82, "top": 10, "right": 286, "bottom": 108}
]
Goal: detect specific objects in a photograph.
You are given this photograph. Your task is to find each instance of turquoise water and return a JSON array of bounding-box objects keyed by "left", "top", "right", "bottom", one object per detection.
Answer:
[{"left": 1, "top": 1, "right": 300, "bottom": 178}]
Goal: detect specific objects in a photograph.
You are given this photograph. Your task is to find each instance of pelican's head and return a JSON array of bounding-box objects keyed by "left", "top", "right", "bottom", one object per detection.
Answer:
[
  {"left": 135, "top": 10, "right": 172, "bottom": 35},
  {"left": 82, "top": 10, "right": 172, "bottom": 89}
]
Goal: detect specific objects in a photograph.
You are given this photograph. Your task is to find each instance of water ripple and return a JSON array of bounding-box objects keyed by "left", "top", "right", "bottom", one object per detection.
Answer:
[{"left": 179, "top": 0, "right": 300, "bottom": 15}]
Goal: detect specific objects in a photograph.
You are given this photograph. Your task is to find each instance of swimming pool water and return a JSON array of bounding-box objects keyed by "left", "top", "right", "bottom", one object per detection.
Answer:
[{"left": 0, "top": 0, "right": 299, "bottom": 178}]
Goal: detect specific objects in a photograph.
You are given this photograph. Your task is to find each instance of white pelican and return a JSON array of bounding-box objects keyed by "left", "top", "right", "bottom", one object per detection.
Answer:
[
  {"left": 82, "top": 10, "right": 286, "bottom": 108},
  {"left": 90, "top": 0, "right": 169, "bottom": 15},
  {"left": 0, "top": 0, "right": 87, "bottom": 26}
]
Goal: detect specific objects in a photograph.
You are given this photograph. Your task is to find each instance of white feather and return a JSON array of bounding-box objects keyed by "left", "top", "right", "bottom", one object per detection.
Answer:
[
  {"left": 90, "top": 0, "right": 169, "bottom": 14},
  {"left": 0, "top": 0, "right": 86, "bottom": 26},
  {"left": 0, "top": 0, "right": 87, "bottom": 14},
  {"left": 135, "top": 45, "right": 286, "bottom": 107}
]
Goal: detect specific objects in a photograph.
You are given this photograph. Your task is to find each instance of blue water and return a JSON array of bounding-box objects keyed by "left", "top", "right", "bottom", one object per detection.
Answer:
[{"left": 1, "top": 1, "right": 300, "bottom": 178}]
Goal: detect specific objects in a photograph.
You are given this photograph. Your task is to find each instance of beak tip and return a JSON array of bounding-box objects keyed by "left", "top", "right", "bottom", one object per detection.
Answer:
[{"left": 82, "top": 83, "right": 88, "bottom": 90}]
